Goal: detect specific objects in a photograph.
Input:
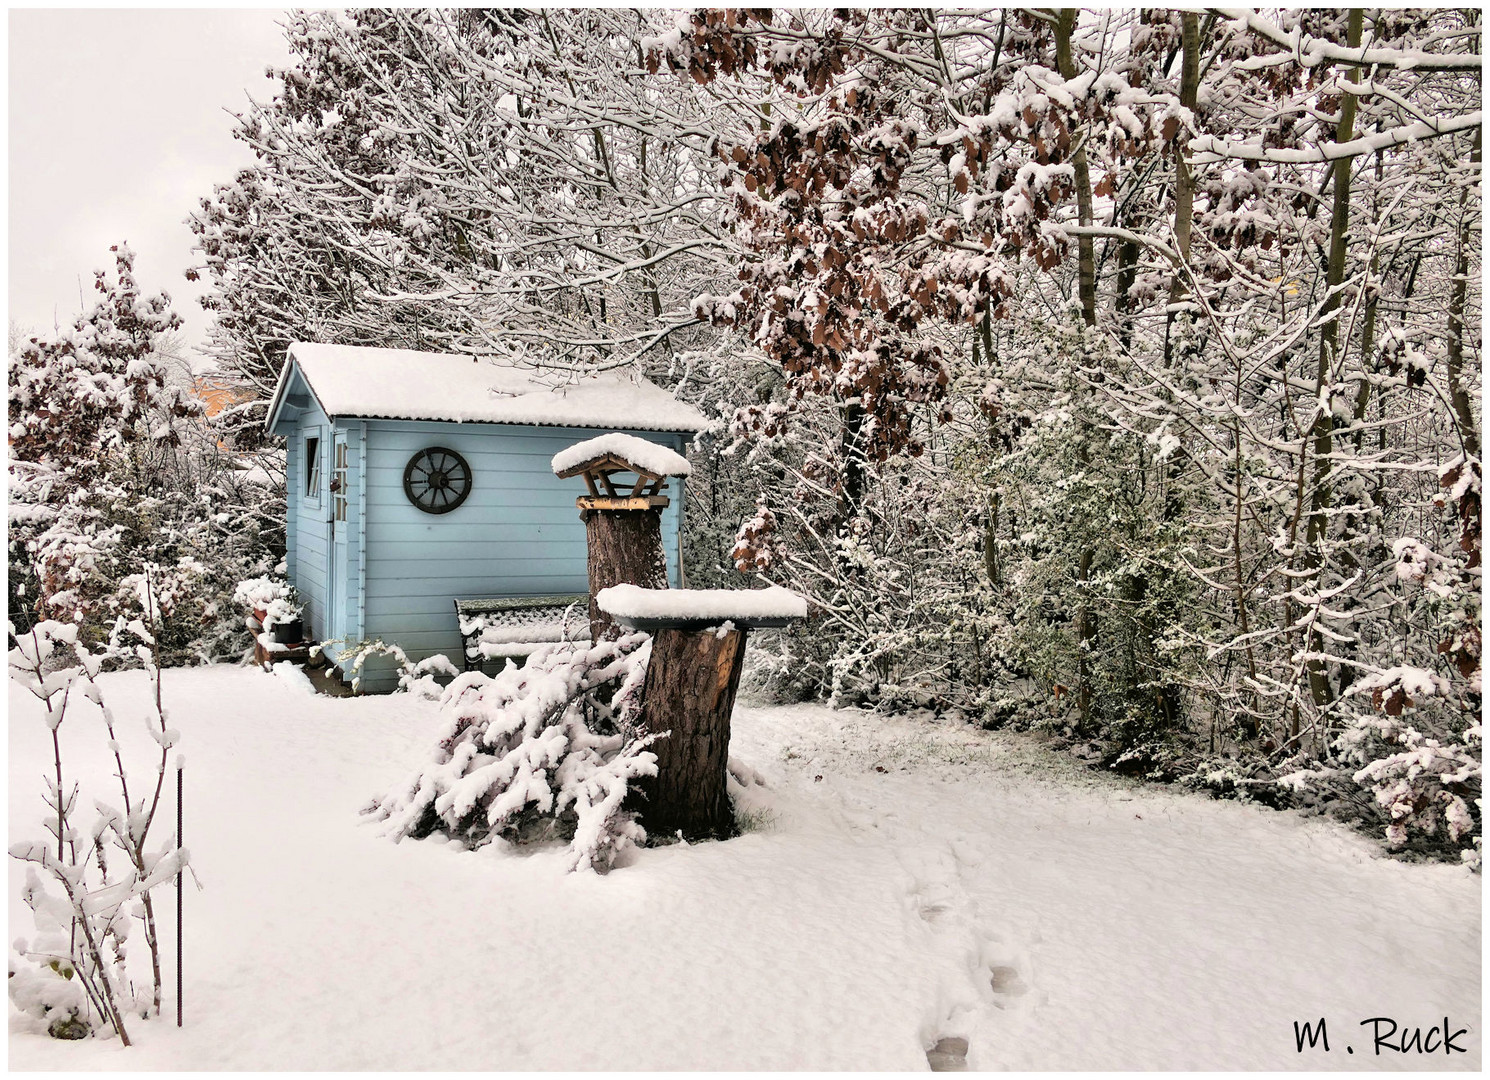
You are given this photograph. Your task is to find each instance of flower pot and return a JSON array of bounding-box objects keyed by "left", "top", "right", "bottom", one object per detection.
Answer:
[{"left": 271, "top": 618, "right": 303, "bottom": 645}]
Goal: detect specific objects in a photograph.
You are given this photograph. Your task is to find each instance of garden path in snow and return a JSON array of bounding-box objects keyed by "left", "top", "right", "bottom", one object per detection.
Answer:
[{"left": 8, "top": 666, "right": 1480, "bottom": 1070}]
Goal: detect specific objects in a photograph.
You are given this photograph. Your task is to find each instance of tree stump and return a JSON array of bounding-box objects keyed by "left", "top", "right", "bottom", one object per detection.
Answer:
[
  {"left": 555, "top": 435, "right": 806, "bottom": 845},
  {"left": 596, "top": 583, "right": 807, "bottom": 842},
  {"left": 582, "top": 509, "right": 668, "bottom": 642},
  {"left": 633, "top": 625, "right": 747, "bottom": 841}
]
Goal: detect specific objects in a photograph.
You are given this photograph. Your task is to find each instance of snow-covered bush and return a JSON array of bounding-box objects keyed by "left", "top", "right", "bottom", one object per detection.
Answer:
[
  {"left": 9, "top": 245, "right": 282, "bottom": 667},
  {"left": 8, "top": 605, "right": 188, "bottom": 1044},
  {"left": 326, "top": 638, "right": 459, "bottom": 697},
  {"left": 234, "top": 574, "right": 304, "bottom": 661},
  {"left": 370, "top": 634, "right": 659, "bottom": 872},
  {"left": 1336, "top": 713, "right": 1481, "bottom": 860},
  {"left": 7, "top": 945, "right": 88, "bottom": 1039},
  {"left": 232, "top": 575, "right": 294, "bottom": 614}
]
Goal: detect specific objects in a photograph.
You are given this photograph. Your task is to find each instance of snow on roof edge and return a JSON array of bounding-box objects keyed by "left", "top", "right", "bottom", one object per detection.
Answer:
[{"left": 266, "top": 343, "right": 708, "bottom": 434}]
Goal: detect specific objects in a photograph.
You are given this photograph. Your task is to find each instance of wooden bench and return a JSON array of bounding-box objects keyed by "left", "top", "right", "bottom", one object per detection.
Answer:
[{"left": 453, "top": 594, "right": 589, "bottom": 670}]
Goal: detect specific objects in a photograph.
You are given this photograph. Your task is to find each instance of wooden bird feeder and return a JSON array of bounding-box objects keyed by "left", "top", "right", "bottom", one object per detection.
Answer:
[
  {"left": 555, "top": 453, "right": 670, "bottom": 512},
  {"left": 552, "top": 439, "right": 685, "bottom": 513},
  {"left": 551, "top": 432, "right": 691, "bottom": 641}
]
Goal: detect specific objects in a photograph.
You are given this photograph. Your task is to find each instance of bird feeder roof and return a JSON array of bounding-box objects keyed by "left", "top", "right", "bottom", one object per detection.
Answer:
[{"left": 551, "top": 432, "right": 692, "bottom": 480}]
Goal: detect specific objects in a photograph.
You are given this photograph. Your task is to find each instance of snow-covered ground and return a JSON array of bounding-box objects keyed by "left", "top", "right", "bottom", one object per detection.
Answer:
[{"left": 8, "top": 664, "right": 1480, "bottom": 1070}]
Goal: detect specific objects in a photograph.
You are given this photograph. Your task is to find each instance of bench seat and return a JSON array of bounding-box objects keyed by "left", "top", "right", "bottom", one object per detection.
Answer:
[{"left": 453, "top": 594, "right": 589, "bottom": 670}]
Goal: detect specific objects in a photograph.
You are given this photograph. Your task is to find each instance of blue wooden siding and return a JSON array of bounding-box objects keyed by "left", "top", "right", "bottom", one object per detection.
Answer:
[
  {"left": 289, "top": 398, "right": 332, "bottom": 643},
  {"left": 345, "top": 419, "right": 686, "bottom": 692},
  {"left": 325, "top": 423, "right": 365, "bottom": 648},
  {"left": 284, "top": 436, "right": 298, "bottom": 602}
]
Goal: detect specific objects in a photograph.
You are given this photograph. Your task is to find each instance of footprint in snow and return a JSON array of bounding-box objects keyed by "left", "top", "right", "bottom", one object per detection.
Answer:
[
  {"left": 917, "top": 898, "right": 952, "bottom": 925},
  {"left": 989, "top": 963, "right": 1031, "bottom": 998},
  {"left": 926, "top": 1035, "right": 969, "bottom": 1072}
]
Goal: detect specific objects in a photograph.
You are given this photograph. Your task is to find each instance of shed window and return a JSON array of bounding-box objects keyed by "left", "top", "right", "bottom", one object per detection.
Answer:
[
  {"left": 332, "top": 440, "right": 348, "bottom": 522},
  {"left": 304, "top": 436, "right": 321, "bottom": 498}
]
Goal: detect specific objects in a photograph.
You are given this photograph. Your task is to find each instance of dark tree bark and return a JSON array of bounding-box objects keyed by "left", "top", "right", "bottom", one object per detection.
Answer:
[
  {"left": 1054, "top": 8, "right": 1097, "bottom": 328},
  {"left": 582, "top": 508, "right": 668, "bottom": 642},
  {"left": 633, "top": 625, "right": 746, "bottom": 841},
  {"left": 1301, "top": 7, "right": 1364, "bottom": 721},
  {"left": 1055, "top": 8, "right": 1098, "bottom": 733},
  {"left": 1446, "top": 130, "right": 1481, "bottom": 460}
]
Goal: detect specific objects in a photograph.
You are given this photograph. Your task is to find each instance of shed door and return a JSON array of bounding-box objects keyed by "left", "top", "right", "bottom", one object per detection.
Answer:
[{"left": 328, "top": 435, "right": 351, "bottom": 643}]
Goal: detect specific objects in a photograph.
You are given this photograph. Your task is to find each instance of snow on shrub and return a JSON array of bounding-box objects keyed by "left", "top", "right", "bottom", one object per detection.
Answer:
[
  {"left": 232, "top": 575, "right": 294, "bottom": 613},
  {"left": 327, "top": 638, "right": 459, "bottom": 697},
  {"left": 1335, "top": 708, "right": 1481, "bottom": 863},
  {"left": 369, "top": 634, "right": 660, "bottom": 872},
  {"left": 8, "top": 600, "right": 188, "bottom": 1045},
  {"left": 8, "top": 943, "right": 88, "bottom": 1039}
]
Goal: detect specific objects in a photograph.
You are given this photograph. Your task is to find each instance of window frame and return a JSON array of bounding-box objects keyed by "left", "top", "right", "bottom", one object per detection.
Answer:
[{"left": 303, "top": 429, "right": 324, "bottom": 506}]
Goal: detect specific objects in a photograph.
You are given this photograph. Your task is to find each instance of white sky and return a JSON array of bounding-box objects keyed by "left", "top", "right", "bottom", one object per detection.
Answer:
[{"left": 8, "top": 8, "right": 291, "bottom": 363}]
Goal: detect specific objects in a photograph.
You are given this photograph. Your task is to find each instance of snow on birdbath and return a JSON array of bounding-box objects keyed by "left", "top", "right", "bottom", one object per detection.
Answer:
[{"left": 597, "top": 583, "right": 807, "bottom": 630}]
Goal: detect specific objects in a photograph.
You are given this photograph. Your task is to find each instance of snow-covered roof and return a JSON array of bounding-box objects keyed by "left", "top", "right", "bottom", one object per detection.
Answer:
[
  {"left": 596, "top": 584, "right": 808, "bottom": 627},
  {"left": 267, "top": 343, "right": 707, "bottom": 433},
  {"left": 551, "top": 432, "right": 691, "bottom": 478}
]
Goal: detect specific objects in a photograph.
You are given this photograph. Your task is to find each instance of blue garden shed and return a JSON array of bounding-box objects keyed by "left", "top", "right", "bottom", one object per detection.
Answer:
[{"left": 264, "top": 343, "right": 707, "bottom": 692}]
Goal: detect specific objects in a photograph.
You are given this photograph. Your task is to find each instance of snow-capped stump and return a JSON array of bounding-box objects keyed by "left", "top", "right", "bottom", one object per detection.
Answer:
[
  {"left": 553, "top": 431, "right": 689, "bottom": 641},
  {"left": 596, "top": 583, "right": 807, "bottom": 631},
  {"left": 597, "top": 584, "right": 808, "bottom": 841}
]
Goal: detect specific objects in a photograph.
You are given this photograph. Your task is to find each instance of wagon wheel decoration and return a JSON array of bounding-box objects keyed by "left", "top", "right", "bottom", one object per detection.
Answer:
[{"left": 403, "top": 446, "right": 472, "bottom": 515}]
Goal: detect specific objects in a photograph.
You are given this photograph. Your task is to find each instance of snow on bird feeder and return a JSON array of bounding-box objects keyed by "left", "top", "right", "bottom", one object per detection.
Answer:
[
  {"left": 597, "top": 584, "right": 808, "bottom": 841},
  {"left": 552, "top": 432, "right": 691, "bottom": 642},
  {"left": 551, "top": 431, "right": 690, "bottom": 513}
]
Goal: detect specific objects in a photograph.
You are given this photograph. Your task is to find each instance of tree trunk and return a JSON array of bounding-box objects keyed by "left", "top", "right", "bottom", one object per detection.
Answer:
[
  {"left": 1055, "top": 10, "right": 1099, "bottom": 731},
  {"left": 1076, "top": 545, "right": 1094, "bottom": 732},
  {"left": 582, "top": 509, "right": 668, "bottom": 642},
  {"left": 984, "top": 489, "right": 1001, "bottom": 586},
  {"left": 1164, "top": 12, "right": 1201, "bottom": 366},
  {"left": 1054, "top": 9, "right": 1096, "bottom": 328},
  {"left": 1171, "top": 12, "right": 1199, "bottom": 278},
  {"left": 1115, "top": 238, "right": 1140, "bottom": 348},
  {"left": 840, "top": 400, "right": 867, "bottom": 520},
  {"left": 1446, "top": 130, "right": 1481, "bottom": 459},
  {"left": 1302, "top": 7, "right": 1363, "bottom": 719},
  {"left": 634, "top": 625, "right": 746, "bottom": 840}
]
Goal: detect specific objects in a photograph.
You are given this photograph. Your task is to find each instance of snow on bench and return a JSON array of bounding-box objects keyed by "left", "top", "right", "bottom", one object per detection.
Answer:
[
  {"left": 453, "top": 594, "right": 588, "bottom": 669},
  {"left": 595, "top": 583, "right": 807, "bottom": 631}
]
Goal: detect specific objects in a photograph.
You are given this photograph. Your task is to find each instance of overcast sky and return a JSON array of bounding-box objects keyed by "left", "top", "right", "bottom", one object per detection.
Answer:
[{"left": 9, "top": 8, "right": 291, "bottom": 363}]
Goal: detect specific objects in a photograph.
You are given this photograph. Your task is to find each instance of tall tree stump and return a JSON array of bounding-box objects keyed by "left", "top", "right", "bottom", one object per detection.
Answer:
[
  {"left": 582, "top": 509, "right": 668, "bottom": 642},
  {"left": 596, "top": 584, "right": 807, "bottom": 842},
  {"left": 555, "top": 435, "right": 808, "bottom": 845},
  {"left": 633, "top": 625, "right": 747, "bottom": 840}
]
